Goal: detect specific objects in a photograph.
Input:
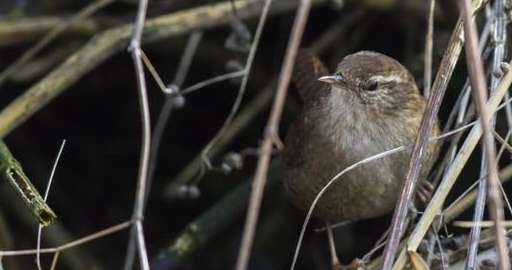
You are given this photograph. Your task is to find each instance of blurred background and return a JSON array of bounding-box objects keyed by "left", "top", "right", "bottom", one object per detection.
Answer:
[{"left": 0, "top": 0, "right": 509, "bottom": 269}]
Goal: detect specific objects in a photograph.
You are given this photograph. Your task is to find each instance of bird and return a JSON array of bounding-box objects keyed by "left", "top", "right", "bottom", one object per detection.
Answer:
[{"left": 283, "top": 50, "right": 439, "bottom": 268}]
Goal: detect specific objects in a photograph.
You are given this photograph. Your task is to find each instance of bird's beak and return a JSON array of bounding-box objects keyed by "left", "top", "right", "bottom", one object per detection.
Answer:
[{"left": 318, "top": 74, "right": 344, "bottom": 84}]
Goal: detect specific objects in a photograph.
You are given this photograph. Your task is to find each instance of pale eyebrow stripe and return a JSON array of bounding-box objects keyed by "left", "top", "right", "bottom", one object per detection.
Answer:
[{"left": 370, "top": 75, "right": 403, "bottom": 83}]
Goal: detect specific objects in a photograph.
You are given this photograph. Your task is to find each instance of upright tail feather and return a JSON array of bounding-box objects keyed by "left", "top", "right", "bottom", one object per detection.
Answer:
[{"left": 293, "top": 50, "right": 329, "bottom": 102}]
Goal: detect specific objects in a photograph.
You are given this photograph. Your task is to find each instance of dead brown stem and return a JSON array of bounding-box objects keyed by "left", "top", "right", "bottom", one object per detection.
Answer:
[{"left": 235, "top": 0, "right": 313, "bottom": 270}]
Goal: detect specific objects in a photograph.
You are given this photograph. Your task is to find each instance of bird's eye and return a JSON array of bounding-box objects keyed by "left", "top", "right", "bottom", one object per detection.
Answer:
[
  {"left": 334, "top": 72, "right": 344, "bottom": 81},
  {"left": 361, "top": 80, "right": 379, "bottom": 91}
]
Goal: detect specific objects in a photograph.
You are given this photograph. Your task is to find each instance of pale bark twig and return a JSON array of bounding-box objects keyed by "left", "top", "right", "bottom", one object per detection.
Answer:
[
  {"left": 460, "top": 0, "right": 510, "bottom": 268},
  {"left": 36, "top": 140, "right": 66, "bottom": 270},
  {"left": 123, "top": 0, "right": 151, "bottom": 269},
  {"left": 423, "top": 0, "right": 435, "bottom": 97},
  {"left": 392, "top": 56, "right": 512, "bottom": 270},
  {"left": 0, "top": 221, "right": 131, "bottom": 256}
]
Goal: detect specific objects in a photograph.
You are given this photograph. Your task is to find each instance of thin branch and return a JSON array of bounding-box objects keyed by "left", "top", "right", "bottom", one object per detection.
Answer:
[
  {"left": 199, "top": 0, "right": 273, "bottom": 173},
  {"left": 491, "top": 0, "right": 512, "bottom": 130},
  {"left": 170, "top": 31, "right": 203, "bottom": 89},
  {"left": 460, "top": 0, "right": 510, "bottom": 268},
  {"left": 145, "top": 31, "right": 203, "bottom": 203},
  {"left": 0, "top": 221, "right": 131, "bottom": 256},
  {"left": 381, "top": 12, "right": 470, "bottom": 270},
  {"left": 424, "top": 0, "right": 435, "bottom": 97},
  {"left": 140, "top": 51, "right": 167, "bottom": 92},
  {"left": 163, "top": 10, "right": 345, "bottom": 197},
  {"left": 36, "top": 140, "right": 66, "bottom": 270},
  {"left": 180, "top": 70, "right": 246, "bottom": 96},
  {"left": 0, "top": 0, "right": 327, "bottom": 138},
  {"left": 0, "top": 0, "right": 115, "bottom": 88},
  {"left": 124, "top": 0, "right": 151, "bottom": 269},
  {"left": 392, "top": 56, "right": 512, "bottom": 270},
  {"left": 235, "top": 1, "right": 313, "bottom": 270},
  {"left": 49, "top": 251, "right": 59, "bottom": 270}
]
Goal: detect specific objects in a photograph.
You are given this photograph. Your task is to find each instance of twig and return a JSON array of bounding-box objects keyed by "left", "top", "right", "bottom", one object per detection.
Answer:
[
  {"left": 0, "top": 0, "right": 115, "bottom": 88},
  {"left": 163, "top": 10, "right": 345, "bottom": 197},
  {"left": 235, "top": 1, "right": 313, "bottom": 270},
  {"left": 392, "top": 57, "right": 512, "bottom": 270},
  {"left": 491, "top": 0, "right": 512, "bottom": 130},
  {"left": 0, "top": 221, "right": 131, "bottom": 256},
  {"left": 460, "top": 0, "right": 510, "bottom": 268},
  {"left": 443, "top": 158, "right": 512, "bottom": 224},
  {"left": 0, "top": 16, "right": 104, "bottom": 46},
  {"left": 0, "top": 185, "right": 99, "bottom": 270},
  {"left": 140, "top": 51, "right": 167, "bottom": 92},
  {"left": 122, "top": 0, "right": 151, "bottom": 269},
  {"left": 126, "top": 30, "right": 204, "bottom": 270},
  {"left": 170, "top": 31, "right": 203, "bottom": 89},
  {"left": 466, "top": 4, "right": 506, "bottom": 268},
  {"left": 199, "top": 0, "right": 273, "bottom": 174},
  {"left": 454, "top": 221, "right": 512, "bottom": 228},
  {"left": 0, "top": 141, "right": 56, "bottom": 226},
  {"left": 179, "top": 70, "right": 246, "bottom": 96},
  {"left": 423, "top": 0, "right": 435, "bottom": 97},
  {"left": 432, "top": 19, "right": 490, "bottom": 187},
  {"left": 36, "top": 140, "right": 66, "bottom": 270},
  {"left": 0, "top": 0, "right": 327, "bottom": 138},
  {"left": 163, "top": 80, "right": 273, "bottom": 198},
  {"left": 381, "top": 11, "right": 471, "bottom": 270},
  {"left": 49, "top": 252, "right": 60, "bottom": 270},
  {"left": 367, "top": 165, "right": 512, "bottom": 270},
  {"left": 146, "top": 31, "right": 203, "bottom": 201}
]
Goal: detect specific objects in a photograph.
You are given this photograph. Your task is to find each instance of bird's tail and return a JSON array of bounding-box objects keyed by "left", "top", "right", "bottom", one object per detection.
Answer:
[{"left": 293, "top": 50, "right": 329, "bottom": 102}]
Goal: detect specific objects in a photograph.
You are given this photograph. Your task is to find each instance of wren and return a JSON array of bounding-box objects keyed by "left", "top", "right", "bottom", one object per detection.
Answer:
[{"left": 283, "top": 51, "right": 439, "bottom": 224}]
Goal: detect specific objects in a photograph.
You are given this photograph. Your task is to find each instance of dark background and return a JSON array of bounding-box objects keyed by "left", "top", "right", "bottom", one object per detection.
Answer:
[{"left": 0, "top": 1, "right": 509, "bottom": 269}]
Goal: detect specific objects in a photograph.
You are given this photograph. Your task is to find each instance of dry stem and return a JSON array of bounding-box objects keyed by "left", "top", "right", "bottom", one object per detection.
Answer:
[
  {"left": 235, "top": 0, "right": 313, "bottom": 270},
  {"left": 460, "top": 0, "right": 510, "bottom": 268}
]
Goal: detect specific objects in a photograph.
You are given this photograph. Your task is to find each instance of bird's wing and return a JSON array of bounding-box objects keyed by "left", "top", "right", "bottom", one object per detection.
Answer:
[{"left": 283, "top": 117, "right": 307, "bottom": 168}]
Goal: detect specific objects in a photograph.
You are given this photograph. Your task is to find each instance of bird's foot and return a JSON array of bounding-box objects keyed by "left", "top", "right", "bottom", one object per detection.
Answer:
[{"left": 416, "top": 181, "right": 435, "bottom": 209}]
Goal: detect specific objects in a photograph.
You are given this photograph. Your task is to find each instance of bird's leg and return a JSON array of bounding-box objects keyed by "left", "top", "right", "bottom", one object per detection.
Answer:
[{"left": 325, "top": 222, "right": 343, "bottom": 270}]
